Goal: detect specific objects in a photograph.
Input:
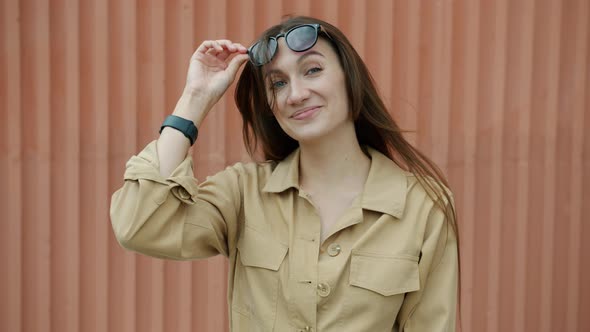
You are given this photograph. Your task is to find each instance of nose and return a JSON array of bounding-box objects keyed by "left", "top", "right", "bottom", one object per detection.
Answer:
[{"left": 286, "top": 77, "right": 310, "bottom": 105}]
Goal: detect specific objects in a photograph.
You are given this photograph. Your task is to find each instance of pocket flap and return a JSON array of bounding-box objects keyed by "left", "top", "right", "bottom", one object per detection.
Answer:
[
  {"left": 237, "top": 226, "right": 288, "bottom": 271},
  {"left": 350, "top": 252, "right": 420, "bottom": 296}
]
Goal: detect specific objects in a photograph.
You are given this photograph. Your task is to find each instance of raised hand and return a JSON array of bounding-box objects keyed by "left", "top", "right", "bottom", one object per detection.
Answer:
[
  {"left": 157, "top": 40, "right": 250, "bottom": 174},
  {"left": 184, "top": 39, "right": 249, "bottom": 108}
]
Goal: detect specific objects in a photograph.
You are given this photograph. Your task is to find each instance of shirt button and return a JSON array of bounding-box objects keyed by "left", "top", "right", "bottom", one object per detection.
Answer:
[
  {"left": 317, "top": 282, "right": 331, "bottom": 297},
  {"left": 327, "top": 243, "right": 342, "bottom": 257},
  {"left": 178, "top": 187, "right": 191, "bottom": 200}
]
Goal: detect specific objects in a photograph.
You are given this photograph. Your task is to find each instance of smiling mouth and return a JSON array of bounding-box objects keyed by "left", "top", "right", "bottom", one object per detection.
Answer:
[{"left": 291, "top": 106, "right": 321, "bottom": 120}]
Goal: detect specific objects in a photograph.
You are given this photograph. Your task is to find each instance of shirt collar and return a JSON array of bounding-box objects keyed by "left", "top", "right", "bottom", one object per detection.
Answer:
[
  {"left": 262, "top": 147, "right": 407, "bottom": 218},
  {"left": 262, "top": 148, "right": 302, "bottom": 193},
  {"left": 361, "top": 147, "right": 407, "bottom": 218}
]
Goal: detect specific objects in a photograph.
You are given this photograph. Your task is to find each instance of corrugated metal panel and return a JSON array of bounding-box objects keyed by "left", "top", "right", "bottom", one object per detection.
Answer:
[{"left": 1, "top": 0, "right": 588, "bottom": 331}]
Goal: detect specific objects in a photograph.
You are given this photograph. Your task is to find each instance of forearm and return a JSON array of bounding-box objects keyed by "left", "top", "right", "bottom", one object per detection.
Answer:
[
  {"left": 156, "top": 39, "right": 248, "bottom": 177},
  {"left": 157, "top": 91, "right": 212, "bottom": 177}
]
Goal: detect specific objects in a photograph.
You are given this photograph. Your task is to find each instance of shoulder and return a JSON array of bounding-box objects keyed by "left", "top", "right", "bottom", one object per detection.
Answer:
[
  {"left": 404, "top": 173, "right": 455, "bottom": 215},
  {"left": 223, "top": 160, "right": 276, "bottom": 177},
  {"left": 406, "top": 173, "right": 453, "bottom": 196},
  {"left": 365, "top": 146, "right": 454, "bottom": 208},
  {"left": 204, "top": 160, "right": 277, "bottom": 190}
]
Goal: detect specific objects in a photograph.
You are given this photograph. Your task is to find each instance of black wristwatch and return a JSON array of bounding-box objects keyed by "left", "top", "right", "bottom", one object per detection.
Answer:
[{"left": 159, "top": 115, "right": 198, "bottom": 146}]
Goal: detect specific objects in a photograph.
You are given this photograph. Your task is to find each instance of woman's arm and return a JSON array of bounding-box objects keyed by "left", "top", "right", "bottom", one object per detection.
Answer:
[
  {"left": 397, "top": 199, "right": 459, "bottom": 331},
  {"left": 109, "top": 40, "right": 249, "bottom": 259},
  {"left": 157, "top": 40, "right": 249, "bottom": 177},
  {"left": 110, "top": 145, "right": 243, "bottom": 260}
]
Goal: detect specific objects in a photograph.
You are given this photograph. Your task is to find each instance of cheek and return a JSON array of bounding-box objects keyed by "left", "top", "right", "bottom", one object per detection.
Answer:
[{"left": 268, "top": 92, "right": 289, "bottom": 115}]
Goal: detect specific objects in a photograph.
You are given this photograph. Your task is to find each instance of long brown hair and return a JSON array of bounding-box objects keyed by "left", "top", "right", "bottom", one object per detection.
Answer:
[{"left": 235, "top": 16, "right": 459, "bottom": 258}]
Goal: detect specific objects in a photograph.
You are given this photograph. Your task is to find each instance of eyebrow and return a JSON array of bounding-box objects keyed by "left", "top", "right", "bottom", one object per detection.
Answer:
[{"left": 263, "top": 51, "right": 326, "bottom": 78}]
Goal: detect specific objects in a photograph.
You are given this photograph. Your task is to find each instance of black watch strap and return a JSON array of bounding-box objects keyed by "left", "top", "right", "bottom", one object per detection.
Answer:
[{"left": 159, "top": 115, "right": 198, "bottom": 146}]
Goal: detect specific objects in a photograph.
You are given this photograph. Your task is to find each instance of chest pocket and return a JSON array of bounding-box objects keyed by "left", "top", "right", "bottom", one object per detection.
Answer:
[
  {"left": 349, "top": 251, "right": 420, "bottom": 296},
  {"left": 232, "top": 225, "right": 288, "bottom": 331},
  {"left": 237, "top": 225, "right": 288, "bottom": 270}
]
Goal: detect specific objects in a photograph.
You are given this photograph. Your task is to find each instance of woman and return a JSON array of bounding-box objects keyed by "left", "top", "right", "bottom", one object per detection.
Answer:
[{"left": 111, "top": 16, "right": 458, "bottom": 331}]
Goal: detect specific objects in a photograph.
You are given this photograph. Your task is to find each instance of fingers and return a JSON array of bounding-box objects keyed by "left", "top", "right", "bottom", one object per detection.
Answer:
[
  {"left": 216, "top": 40, "right": 248, "bottom": 53},
  {"left": 226, "top": 53, "right": 250, "bottom": 77},
  {"left": 195, "top": 39, "right": 247, "bottom": 58}
]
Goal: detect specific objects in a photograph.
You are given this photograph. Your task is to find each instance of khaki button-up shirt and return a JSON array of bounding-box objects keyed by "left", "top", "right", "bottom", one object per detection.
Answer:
[{"left": 110, "top": 141, "right": 458, "bottom": 331}]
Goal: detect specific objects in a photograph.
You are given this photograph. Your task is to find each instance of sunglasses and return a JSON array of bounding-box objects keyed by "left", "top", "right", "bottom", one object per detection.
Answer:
[{"left": 248, "top": 24, "right": 331, "bottom": 66}]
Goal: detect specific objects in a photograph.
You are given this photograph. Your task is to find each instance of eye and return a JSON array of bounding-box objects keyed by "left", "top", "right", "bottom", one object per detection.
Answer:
[
  {"left": 270, "top": 80, "right": 287, "bottom": 90},
  {"left": 306, "top": 67, "right": 322, "bottom": 75}
]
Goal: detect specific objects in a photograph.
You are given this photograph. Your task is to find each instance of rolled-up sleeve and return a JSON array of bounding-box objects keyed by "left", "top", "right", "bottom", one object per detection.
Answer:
[
  {"left": 110, "top": 140, "right": 242, "bottom": 260},
  {"left": 396, "top": 199, "right": 459, "bottom": 331}
]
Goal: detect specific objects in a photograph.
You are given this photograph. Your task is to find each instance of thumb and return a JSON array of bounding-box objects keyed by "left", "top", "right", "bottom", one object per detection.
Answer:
[{"left": 226, "top": 53, "right": 250, "bottom": 78}]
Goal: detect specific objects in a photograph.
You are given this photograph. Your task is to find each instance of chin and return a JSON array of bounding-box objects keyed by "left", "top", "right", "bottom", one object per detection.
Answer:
[
  {"left": 290, "top": 128, "right": 335, "bottom": 145},
  {"left": 283, "top": 120, "right": 349, "bottom": 144}
]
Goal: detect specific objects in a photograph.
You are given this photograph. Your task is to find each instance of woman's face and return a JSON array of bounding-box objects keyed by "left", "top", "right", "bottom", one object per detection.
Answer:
[{"left": 263, "top": 38, "right": 352, "bottom": 144}]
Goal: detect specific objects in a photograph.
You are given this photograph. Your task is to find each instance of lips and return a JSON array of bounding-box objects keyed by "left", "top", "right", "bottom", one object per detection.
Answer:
[{"left": 291, "top": 106, "right": 321, "bottom": 120}]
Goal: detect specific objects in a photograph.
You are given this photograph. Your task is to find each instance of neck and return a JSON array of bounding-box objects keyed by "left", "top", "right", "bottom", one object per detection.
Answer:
[{"left": 298, "top": 125, "right": 371, "bottom": 194}]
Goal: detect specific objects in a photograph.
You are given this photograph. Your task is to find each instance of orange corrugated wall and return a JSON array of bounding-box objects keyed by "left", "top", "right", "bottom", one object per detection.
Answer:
[{"left": 1, "top": 0, "right": 589, "bottom": 331}]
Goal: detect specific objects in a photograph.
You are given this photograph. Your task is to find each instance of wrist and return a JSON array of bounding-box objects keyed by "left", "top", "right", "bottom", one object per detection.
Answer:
[
  {"left": 172, "top": 91, "right": 213, "bottom": 127},
  {"left": 159, "top": 115, "right": 198, "bottom": 145}
]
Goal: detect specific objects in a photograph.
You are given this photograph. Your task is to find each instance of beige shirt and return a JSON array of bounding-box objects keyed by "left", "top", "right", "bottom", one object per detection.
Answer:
[{"left": 110, "top": 141, "right": 458, "bottom": 332}]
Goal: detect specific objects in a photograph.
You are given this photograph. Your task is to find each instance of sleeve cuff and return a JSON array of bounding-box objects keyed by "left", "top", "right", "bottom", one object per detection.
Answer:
[{"left": 123, "top": 140, "right": 198, "bottom": 205}]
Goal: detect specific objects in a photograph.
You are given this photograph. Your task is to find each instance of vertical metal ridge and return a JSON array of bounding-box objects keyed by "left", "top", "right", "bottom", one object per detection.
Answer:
[
  {"left": 539, "top": 1, "right": 563, "bottom": 331},
  {"left": 517, "top": 0, "right": 536, "bottom": 328},
  {"left": 473, "top": 0, "right": 499, "bottom": 329},
  {"left": 580, "top": 8, "right": 590, "bottom": 330},
  {"left": 500, "top": 0, "right": 520, "bottom": 327},
  {"left": 564, "top": 1, "right": 589, "bottom": 331},
  {"left": 556, "top": 1, "right": 590, "bottom": 331},
  {"left": 78, "top": 1, "right": 110, "bottom": 331},
  {"left": 1, "top": 0, "right": 22, "bottom": 331},
  {"left": 525, "top": 1, "right": 560, "bottom": 330},
  {"left": 429, "top": 0, "right": 452, "bottom": 173},
  {"left": 94, "top": 2, "right": 110, "bottom": 330},
  {"left": 48, "top": 1, "right": 81, "bottom": 331},
  {"left": 486, "top": 1, "right": 509, "bottom": 331},
  {"left": 79, "top": 1, "right": 106, "bottom": 331},
  {"left": 504, "top": 1, "right": 535, "bottom": 331},
  {"left": 416, "top": 3, "right": 434, "bottom": 157},
  {"left": 20, "top": 0, "right": 53, "bottom": 331},
  {"left": 365, "top": 1, "right": 393, "bottom": 115}
]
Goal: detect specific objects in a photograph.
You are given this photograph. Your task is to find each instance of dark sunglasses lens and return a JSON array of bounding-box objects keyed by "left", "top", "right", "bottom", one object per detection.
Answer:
[
  {"left": 286, "top": 25, "right": 318, "bottom": 51},
  {"left": 250, "top": 38, "right": 278, "bottom": 66}
]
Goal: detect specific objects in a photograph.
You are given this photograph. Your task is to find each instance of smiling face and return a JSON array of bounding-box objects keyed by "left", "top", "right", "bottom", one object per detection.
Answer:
[{"left": 263, "top": 38, "right": 352, "bottom": 144}]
